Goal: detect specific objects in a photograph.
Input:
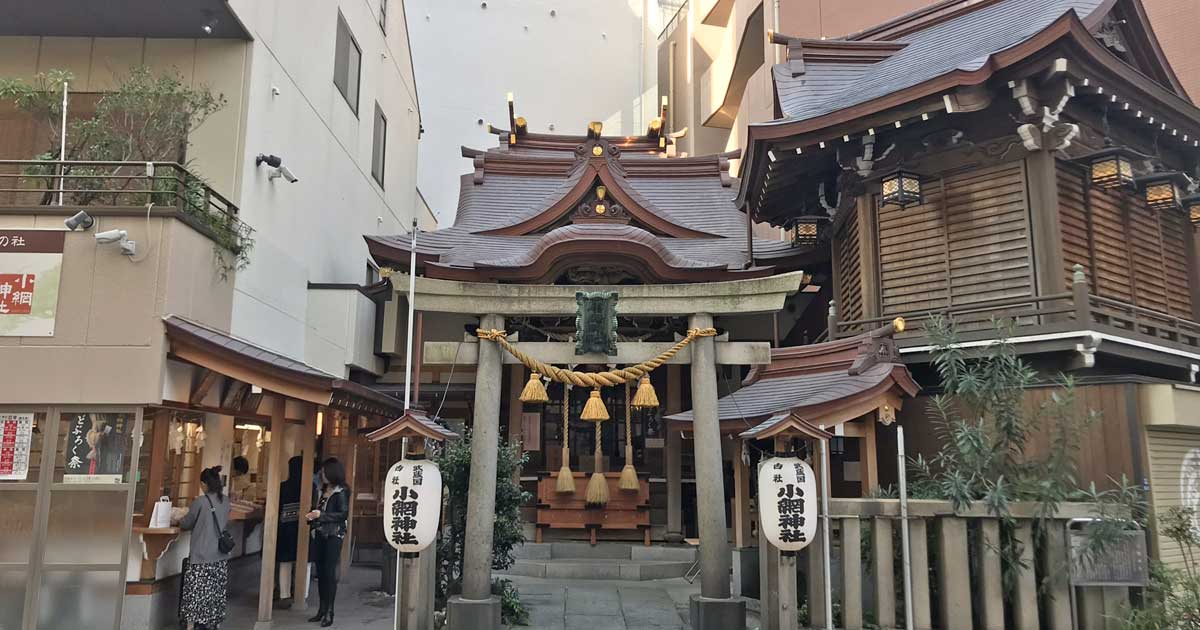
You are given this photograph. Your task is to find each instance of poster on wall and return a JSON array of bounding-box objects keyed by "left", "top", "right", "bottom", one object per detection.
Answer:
[
  {"left": 0, "top": 412, "right": 34, "bottom": 481},
  {"left": 0, "top": 229, "right": 65, "bottom": 337},
  {"left": 63, "top": 413, "right": 129, "bottom": 484}
]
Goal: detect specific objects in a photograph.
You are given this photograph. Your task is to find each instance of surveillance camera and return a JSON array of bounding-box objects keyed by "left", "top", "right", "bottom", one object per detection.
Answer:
[
  {"left": 95, "top": 229, "right": 128, "bottom": 244},
  {"left": 255, "top": 154, "right": 283, "bottom": 168},
  {"left": 269, "top": 165, "right": 299, "bottom": 183},
  {"left": 64, "top": 210, "right": 94, "bottom": 231}
]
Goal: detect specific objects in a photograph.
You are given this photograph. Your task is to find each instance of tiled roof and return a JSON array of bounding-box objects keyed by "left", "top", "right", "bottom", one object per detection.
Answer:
[
  {"left": 771, "top": 0, "right": 1104, "bottom": 122},
  {"left": 666, "top": 362, "right": 898, "bottom": 423},
  {"left": 162, "top": 315, "right": 406, "bottom": 416},
  {"left": 367, "top": 132, "right": 810, "bottom": 281}
]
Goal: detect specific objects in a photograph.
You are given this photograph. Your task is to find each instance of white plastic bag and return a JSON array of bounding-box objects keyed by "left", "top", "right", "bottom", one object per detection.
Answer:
[{"left": 150, "top": 496, "right": 173, "bottom": 528}]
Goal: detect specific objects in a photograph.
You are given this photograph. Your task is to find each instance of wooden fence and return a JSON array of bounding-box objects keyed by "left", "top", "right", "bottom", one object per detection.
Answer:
[{"left": 759, "top": 499, "right": 1137, "bottom": 630}]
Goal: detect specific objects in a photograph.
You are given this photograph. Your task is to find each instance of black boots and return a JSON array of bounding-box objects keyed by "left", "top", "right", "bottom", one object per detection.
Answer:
[
  {"left": 307, "top": 607, "right": 325, "bottom": 623},
  {"left": 320, "top": 609, "right": 334, "bottom": 626}
]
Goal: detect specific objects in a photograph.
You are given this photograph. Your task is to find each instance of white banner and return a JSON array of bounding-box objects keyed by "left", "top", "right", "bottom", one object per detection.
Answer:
[
  {"left": 383, "top": 459, "right": 442, "bottom": 552},
  {"left": 758, "top": 456, "right": 818, "bottom": 552}
]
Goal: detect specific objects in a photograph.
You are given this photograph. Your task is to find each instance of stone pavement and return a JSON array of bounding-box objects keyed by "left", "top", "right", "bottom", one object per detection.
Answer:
[
  {"left": 500, "top": 573, "right": 700, "bottom": 630},
  {"left": 219, "top": 565, "right": 725, "bottom": 630}
]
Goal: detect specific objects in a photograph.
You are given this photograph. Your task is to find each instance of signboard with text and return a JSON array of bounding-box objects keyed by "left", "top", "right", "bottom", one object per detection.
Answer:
[
  {"left": 383, "top": 459, "right": 442, "bottom": 553},
  {"left": 0, "top": 413, "right": 34, "bottom": 481},
  {"left": 757, "top": 456, "right": 818, "bottom": 552},
  {"left": 0, "top": 230, "right": 65, "bottom": 337}
]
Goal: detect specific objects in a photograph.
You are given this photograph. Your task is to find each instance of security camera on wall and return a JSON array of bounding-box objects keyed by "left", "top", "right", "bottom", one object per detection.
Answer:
[
  {"left": 269, "top": 164, "right": 299, "bottom": 183},
  {"left": 64, "top": 210, "right": 94, "bottom": 231},
  {"left": 256, "top": 153, "right": 299, "bottom": 183},
  {"left": 95, "top": 229, "right": 136, "bottom": 256}
]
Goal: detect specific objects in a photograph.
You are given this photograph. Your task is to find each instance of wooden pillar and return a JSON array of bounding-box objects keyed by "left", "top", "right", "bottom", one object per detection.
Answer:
[
  {"left": 1012, "top": 521, "right": 1040, "bottom": 630},
  {"left": 1027, "top": 148, "right": 1065, "bottom": 297},
  {"left": 841, "top": 517, "right": 864, "bottom": 630},
  {"left": 908, "top": 518, "right": 932, "bottom": 630},
  {"left": 140, "top": 411, "right": 170, "bottom": 521},
  {"left": 1043, "top": 520, "right": 1074, "bottom": 630},
  {"left": 341, "top": 438, "right": 359, "bottom": 576},
  {"left": 256, "top": 395, "right": 288, "bottom": 627},
  {"left": 935, "top": 517, "right": 972, "bottom": 630},
  {"left": 861, "top": 417, "right": 879, "bottom": 496},
  {"left": 758, "top": 489, "right": 779, "bottom": 630},
  {"left": 665, "top": 364, "right": 684, "bottom": 542},
  {"left": 732, "top": 440, "right": 752, "bottom": 548},
  {"left": 871, "top": 517, "right": 896, "bottom": 629},
  {"left": 976, "top": 518, "right": 1004, "bottom": 630},
  {"left": 293, "top": 407, "right": 318, "bottom": 611},
  {"left": 806, "top": 484, "right": 825, "bottom": 624}
]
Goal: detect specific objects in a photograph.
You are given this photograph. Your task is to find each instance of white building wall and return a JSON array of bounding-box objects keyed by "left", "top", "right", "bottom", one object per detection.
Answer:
[
  {"left": 225, "top": 0, "right": 423, "bottom": 361},
  {"left": 406, "top": 0, "right": 658, "bottom": 221}
]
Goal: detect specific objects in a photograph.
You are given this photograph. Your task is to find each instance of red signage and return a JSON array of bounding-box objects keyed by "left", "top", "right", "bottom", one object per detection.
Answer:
[{"left": 0, "top": 274, "right": 36, "bottom": 315}]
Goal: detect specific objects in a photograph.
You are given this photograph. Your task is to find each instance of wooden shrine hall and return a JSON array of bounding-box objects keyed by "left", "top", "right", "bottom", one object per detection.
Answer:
[{"left": 364, "top": 105, "right": 826, "bottom": 628}]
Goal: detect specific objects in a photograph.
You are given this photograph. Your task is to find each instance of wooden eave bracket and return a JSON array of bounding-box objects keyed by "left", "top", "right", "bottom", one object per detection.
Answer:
[{"left": 1009, "top": 58, "right": 1078, "bottom": 151}]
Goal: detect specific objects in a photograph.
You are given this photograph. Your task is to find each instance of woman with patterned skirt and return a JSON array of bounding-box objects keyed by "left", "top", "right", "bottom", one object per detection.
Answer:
[{"left": 176, "top": 466, "right": 233, "bottom": 629}]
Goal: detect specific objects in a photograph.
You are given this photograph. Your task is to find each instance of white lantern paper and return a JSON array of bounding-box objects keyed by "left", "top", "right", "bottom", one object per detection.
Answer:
[
  {"left": 757, "top": 456, "right": 818, "bottom": 552},
  {"left": 383, "top": 459, "right": 443, "bottom": 553}
]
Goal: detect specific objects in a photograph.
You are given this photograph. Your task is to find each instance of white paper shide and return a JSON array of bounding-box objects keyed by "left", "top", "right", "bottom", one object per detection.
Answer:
[
  {"left": 758, "top": 456, "right": 818, "bottom": 552},
  {"left": 383, "top": 459, "right": 442, "bottom": 553}
]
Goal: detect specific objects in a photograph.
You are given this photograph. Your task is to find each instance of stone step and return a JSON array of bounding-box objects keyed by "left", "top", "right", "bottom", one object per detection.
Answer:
[
  {"left": 630, "top": 545, "right": 697, "bottom": 562},
  {"left": 501, "top": 558, "right": 694, "bottom": 581},
  {"left": 512, "top": 541, "right": 699, "bottom": 563}
]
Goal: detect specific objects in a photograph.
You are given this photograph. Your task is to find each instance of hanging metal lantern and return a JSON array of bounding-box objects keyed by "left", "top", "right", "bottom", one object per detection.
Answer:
[
  {"left": 790, "top": 215, "right": 822, "bottom": 247},
  {"left": 1182, "top": 192, "right": 1200, "bottom": 226},
  {"left": 1136, "top": 171, "right": 1191, "bottom": 211},
  {"left": 880, "top": 169, "right": 923, "bottom": 207},
  {"left": 1076, "top": 146, "right": 1139, "bottom": 190}
]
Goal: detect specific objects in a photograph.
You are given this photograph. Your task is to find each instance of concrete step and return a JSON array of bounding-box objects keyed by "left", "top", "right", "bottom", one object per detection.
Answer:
[
  {"left": 630, "top": 545, "right": 697, "bottom": 562},
  {"left": 501, "top": 558, "right": 694, "bottom": 581}
]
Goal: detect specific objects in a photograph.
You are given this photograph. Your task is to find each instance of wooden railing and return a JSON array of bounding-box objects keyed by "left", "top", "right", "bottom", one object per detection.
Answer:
[
  {"left": 763, "top": 499, "right": 1140, "bottom": 630},
  {"left": 0, "top": 159, "right": 239, "bottom": 218},
  {"left": 829, "top": 264, "right": 1200, "bottom": 353}
]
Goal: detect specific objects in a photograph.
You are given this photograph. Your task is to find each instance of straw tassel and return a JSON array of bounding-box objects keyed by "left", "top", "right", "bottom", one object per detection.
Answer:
[
  {"left": 580, "top": 387, "right": 609, "bottom": 422},
  {"left": 585, "top": 422, "right": 609, "bottom": 506},
  {"left": 556, "top": 385, "right": 575, "bottom": 493},
  {"left": 619, "top": 381, "right": 639, "bottom": 491},
  {"left": 631, "top": 375, "right": 659, "bottom": 409},
  {"left": 519, "top": 372, "right": 549, "bottom": 403}
]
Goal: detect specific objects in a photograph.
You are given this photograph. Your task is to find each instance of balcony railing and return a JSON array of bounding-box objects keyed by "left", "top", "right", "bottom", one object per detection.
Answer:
[
  {"left": 829, "top": 264, "right": 1200, "bottom": 354},
  {"left": 0, "top": 160, "right": 248, "bottom": 251},
  {"left": 0, "top": 159, "right": 237, "bottom": 215}
]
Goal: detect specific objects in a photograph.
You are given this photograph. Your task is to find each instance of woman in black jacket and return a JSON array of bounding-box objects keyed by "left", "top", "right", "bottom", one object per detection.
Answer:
[{"left": 306, "top": 457, "right": 349, "bottom": 626}]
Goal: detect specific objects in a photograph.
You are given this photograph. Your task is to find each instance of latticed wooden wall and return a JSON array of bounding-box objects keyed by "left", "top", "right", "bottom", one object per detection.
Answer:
[{"left": 1058, "top": 164, "right": 1194, "bottom": 320}]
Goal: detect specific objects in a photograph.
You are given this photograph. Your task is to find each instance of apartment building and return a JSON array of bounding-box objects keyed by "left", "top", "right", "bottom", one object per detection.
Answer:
[
  {"left": 405, "top": 0, "right": 661, "bottom": 221},
  {"left": 0, "top": 1, "right": 430, "bottom": 628}
]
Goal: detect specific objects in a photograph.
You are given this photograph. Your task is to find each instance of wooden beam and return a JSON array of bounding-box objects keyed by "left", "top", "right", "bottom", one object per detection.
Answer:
[
  {"left": 256, "top": 395, "right": 287, "bottom": 626},
  {"left": 293, "top": 407, "right": 318, "bottom": 610},
  {"left": 189, "top": 369, "right": 220, "bottom": 406}
]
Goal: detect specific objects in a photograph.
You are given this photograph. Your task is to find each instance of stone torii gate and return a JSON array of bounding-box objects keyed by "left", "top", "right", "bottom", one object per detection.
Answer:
[{"left": 383, "top": 271, "right": 806, "bottom": 630}]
